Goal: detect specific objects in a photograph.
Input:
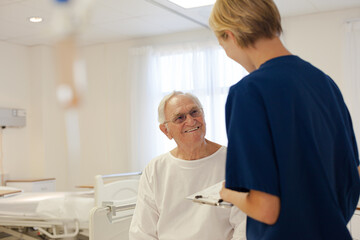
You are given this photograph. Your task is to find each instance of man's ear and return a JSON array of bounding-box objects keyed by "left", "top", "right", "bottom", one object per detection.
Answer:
[{"left": 159, "top": 124, "right": 173, "bottom": 140}]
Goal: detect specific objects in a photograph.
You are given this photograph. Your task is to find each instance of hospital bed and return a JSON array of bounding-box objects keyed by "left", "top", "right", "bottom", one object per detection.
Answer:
[{"left": 0, "top": 172, "right": 141, "bottom": 240}]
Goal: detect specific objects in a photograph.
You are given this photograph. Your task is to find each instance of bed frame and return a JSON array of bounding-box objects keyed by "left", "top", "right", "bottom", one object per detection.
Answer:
[
  {"left": 0, "top": 171, "right": 141, "bottom": 240},
  {"left": 90, "top": 171, "right": 141, "bottom": 240},
  {"left": 89, "top": 201, "right": 136, "bottom": 240},
  {"left": 0, "top": 216, "right": 80, "bottom": 239}
]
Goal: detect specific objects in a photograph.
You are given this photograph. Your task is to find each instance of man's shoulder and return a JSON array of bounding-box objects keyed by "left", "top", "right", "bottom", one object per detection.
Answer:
[
  {"left": 139, "top": 152, "right": 171, "bottom": 186},
  {"left": 151, "top": 151, "right": 171, "bottom": 163},
  {"left": 143, "top": 152, "right": 171, "bottom": 173},
  {"left": 216, "top": 145, "right": 227, "bottom": 156}
]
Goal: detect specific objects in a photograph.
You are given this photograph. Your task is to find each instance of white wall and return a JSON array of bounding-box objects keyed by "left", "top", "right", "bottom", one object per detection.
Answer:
[
  {"left": 282, "top": 8, "right": 360, "bottom": 90},
  {"left": 28, "top": 46, "right": 69, "bottom": 189},
  {"left": 0, "top": 42, "right": 31, "bottom": 183},
  {"left": 0, "top": 7, "right": 359, "bottom": 190}
]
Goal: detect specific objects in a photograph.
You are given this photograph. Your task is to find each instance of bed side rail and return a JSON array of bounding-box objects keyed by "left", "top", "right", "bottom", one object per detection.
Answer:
[
  {"left": 89, "top": 202, "right": 136, "bottom": 240},
  {"left": 100, "top": 171, "right": 142, "bottom": 179},
  {"left": 94, "top": 171, "right": 142, "bottom": 207},
  {"left": 102, "top": 201, "right": 136, "bottom": 223}
]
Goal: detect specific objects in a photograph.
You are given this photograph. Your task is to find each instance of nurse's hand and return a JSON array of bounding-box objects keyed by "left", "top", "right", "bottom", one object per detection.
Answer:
[
  {"left": 220, "top": 182, "right": 281, "bottom": 225},
  {"left": 220, "top": 181, "right": 232, "bottom": 203}
]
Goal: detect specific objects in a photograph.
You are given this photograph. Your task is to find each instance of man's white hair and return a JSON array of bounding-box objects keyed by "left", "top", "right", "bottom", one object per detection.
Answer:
[{"left": 158, "top": 91, "right": 203, "bottom": 124}]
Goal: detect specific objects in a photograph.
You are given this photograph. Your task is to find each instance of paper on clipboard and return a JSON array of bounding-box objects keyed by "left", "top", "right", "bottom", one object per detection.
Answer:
[{"left": 186, "top": 181, "right": 233, "bottom": 208}]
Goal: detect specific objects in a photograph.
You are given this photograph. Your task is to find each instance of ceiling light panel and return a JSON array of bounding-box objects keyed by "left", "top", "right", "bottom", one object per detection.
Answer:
[
  {"left": 29, "top": 16, "right": 43, "bottom": 23},
  {"left": 146, "top": 0, "right": 214, "bottom": 28},
  {"left": 167, "top": 0, "right": 215, "bottom": 8}
]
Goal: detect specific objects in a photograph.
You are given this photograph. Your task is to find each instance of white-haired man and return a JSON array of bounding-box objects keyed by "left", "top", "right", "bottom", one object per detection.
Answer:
[{"left": 129, "top": 91, "right": 246, "bottom": 240}]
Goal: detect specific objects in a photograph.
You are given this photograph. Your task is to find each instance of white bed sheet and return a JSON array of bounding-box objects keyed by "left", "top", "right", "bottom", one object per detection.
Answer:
[{"left": 0, "top": 191, "right": 94, "bottom": 228}]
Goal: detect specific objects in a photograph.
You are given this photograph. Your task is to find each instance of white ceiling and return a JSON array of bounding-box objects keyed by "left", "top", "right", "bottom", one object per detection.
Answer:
[{"left": 0, "top": 0, "right": 359, "bottom": 47}]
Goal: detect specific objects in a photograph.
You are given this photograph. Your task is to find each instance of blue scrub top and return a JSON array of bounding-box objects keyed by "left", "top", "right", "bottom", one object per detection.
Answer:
[{"left": 225, "top": 55, "right": 360, "bottom": 239}]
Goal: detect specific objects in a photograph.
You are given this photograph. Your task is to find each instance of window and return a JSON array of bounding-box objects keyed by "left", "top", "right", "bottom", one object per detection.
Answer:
[
  {"left": 344, "top": 19, "right": 360, "bottom": 151},
  {"left": 130, "top": 42, "right": 248, "bottom": 170}
]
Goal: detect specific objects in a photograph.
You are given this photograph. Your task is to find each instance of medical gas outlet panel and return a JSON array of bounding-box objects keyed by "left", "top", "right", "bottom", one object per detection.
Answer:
[{"left": 0, "top": 108, "right": 26, "bottom": 128}]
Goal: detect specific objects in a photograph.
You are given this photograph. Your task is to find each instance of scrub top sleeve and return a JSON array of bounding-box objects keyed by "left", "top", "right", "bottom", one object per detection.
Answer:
[
  {"left": 225, "top": 83, "right": 280, "bottom": 197},
  {"left": 129, "top": 169, "right": 159, "bottom": 240}
]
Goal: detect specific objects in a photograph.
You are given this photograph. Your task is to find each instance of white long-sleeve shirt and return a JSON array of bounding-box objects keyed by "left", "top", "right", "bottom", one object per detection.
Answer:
[{"left": 129, "top": 146, "right": 246, "bottom": 240}]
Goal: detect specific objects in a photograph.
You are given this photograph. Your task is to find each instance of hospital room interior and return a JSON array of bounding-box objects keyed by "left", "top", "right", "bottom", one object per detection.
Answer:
[{"left": 0, "top": 0, "right": 360, "bottom": 239}]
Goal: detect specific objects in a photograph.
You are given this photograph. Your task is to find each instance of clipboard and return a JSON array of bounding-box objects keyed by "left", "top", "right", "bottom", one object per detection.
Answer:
[{"left": 186, "top": 181, "right": 233, "bottom": 208}]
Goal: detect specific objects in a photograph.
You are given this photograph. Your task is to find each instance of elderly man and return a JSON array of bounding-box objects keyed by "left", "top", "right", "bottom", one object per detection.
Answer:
[{"left": 129, "top": 91, "right": 246, "bottom": 240}]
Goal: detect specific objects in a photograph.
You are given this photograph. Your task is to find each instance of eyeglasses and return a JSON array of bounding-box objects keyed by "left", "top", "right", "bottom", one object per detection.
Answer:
[{"left": 163, "top": 107, "right": 203, "bottom": 125}]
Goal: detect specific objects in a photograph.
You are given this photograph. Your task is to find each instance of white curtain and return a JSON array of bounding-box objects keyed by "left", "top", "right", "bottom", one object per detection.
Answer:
[
  {"left": 129, "top": 42, "right": 247, "bottom": 171},
  {"left": 344, "top": 19, "right": 360, "bottom": 152}
]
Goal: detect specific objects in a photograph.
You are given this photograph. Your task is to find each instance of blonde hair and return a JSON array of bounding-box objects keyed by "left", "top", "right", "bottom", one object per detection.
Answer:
[{"left": 209, "top": 0, "right": 282, "bottom": 47}]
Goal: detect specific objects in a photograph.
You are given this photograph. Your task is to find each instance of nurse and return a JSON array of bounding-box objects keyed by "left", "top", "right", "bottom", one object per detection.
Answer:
[{"left": 209, "top": 0, "right": 360, "bottom": 239}]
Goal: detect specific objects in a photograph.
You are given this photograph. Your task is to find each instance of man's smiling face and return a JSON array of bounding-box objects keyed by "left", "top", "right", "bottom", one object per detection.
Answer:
[{"left": 162, "top": 94, "right": 206, "bottom": 146}]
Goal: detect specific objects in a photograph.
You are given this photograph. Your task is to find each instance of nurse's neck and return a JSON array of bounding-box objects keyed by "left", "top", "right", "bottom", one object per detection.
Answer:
[{"left": 245, "top": 37, "right": 292, "bottom": 71}]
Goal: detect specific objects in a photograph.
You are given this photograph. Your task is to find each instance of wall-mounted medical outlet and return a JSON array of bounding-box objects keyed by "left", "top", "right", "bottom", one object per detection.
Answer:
[{"left": 0, "top": 108, "right": 26, "bottom": 128}]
